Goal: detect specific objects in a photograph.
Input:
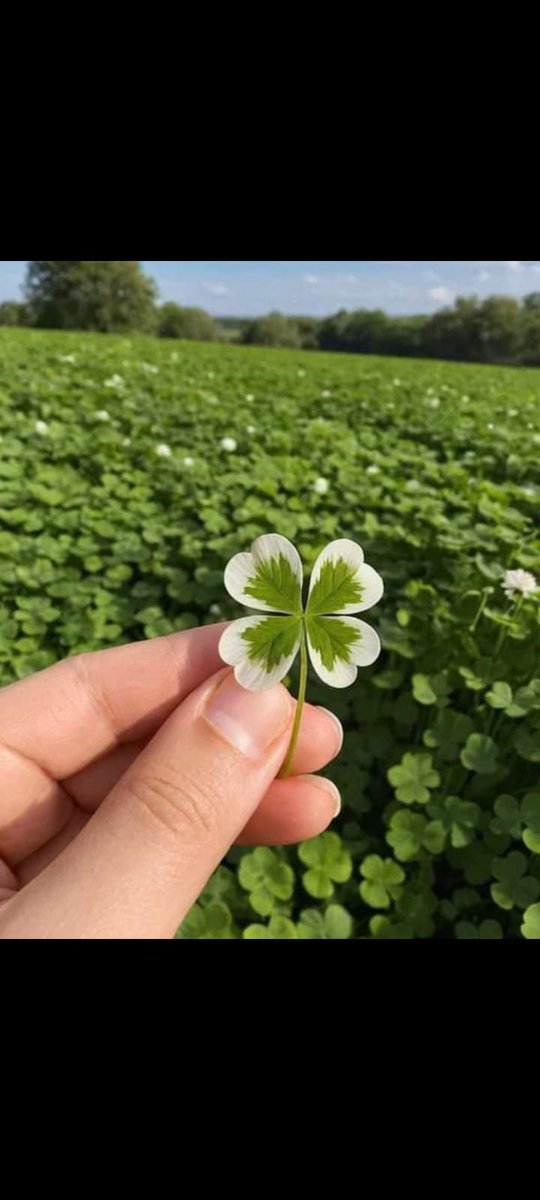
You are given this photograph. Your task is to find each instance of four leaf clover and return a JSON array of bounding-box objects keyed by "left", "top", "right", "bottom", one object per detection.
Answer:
[{"left": 220, "top": 534, "right": 383, "bottom": 691}]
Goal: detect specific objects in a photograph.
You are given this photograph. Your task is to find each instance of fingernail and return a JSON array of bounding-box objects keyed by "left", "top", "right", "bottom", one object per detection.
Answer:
[
  {"left": 204, "top": 673, "right": 292, "bottom": 758},
  {"left": 299, "top": 774, "right": 342, "bottom": 818},
  {"left": 316, "top": 706, "right": 344, "bottom": 756}
]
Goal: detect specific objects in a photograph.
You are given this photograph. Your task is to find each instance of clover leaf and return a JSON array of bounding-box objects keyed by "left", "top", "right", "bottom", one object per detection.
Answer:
[
  {"left": 521, "top": 904, "right": 540, "bottom": 940},
  {"left": 297, "top": 904, "right": 353, "bottom": 940},
  {"left": 238, "top": 847, "right": 295, "bottom": 916},
  {"left": 359, "top": 856, "right": 406, "bottom": 909},
  {"left": 386, "top": 810, "right": 446, "bottom": 862},
  {"left": 177, "top": 901, "right": 235, "bottom": 940},
  {"left": 460, "top": 733, "right": 499, "bottom": 774},
  {"left": 490, "top": 852, "right": 540, "bottom": 911},
  {"left": 490, "top": 794, "right": 522, "bottom": 838},
  {"left": 521, "top": 793, "right": 540, "bottom": 853},
  {"left": 299, "top": 832, "right": 353, "bottom": 899},
  {"left": 455, "top": 920, "right": 503, "bottom": 940},
  {"left": 423, "top": 709, "right": 474, "bottom": 762},
  {"left": 485, "top": 681, "right": 528, "bottom": 718},
  {"left": 244, "top": 916, "right": 298, "bottom": 940},
  {"left": 426, "top": 796, "right": 482, "bottom": 848},
  {"left": 412, "top": 672, "right": 451, "bottom": 707},
  {"left": 387, "top": 753, "right": 440, "bottom": 804}
]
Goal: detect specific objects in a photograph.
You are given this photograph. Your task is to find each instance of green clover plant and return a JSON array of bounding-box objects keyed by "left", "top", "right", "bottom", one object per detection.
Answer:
[{"left": 220, "top": 534, "right": 383, "bottom": 776}]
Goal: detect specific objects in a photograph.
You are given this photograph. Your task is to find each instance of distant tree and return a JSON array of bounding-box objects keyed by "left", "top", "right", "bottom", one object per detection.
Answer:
[
  {"left": 476, "top": 296, "right": 523, "bottom": 362},
  {"left": 294, "top": 316, "right": 321, "bottom": 350},
  {"left": 0, "top": 301, "right": 27, "bottom": 326},
  {"left": 25, "top": 261, "right": 156, "bottom": 333},
  {"left": 242, "top": 313, "right": 301, "bottom": 349},
  {"left": 523, "top": 292, "right": 540, "bottom": 314},
  {"left": 158, "top": 303, "right": 217, "bottom": 341}
]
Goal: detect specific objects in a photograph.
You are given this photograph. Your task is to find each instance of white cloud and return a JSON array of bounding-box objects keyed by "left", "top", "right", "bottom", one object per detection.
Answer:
[
  {"left": 506, "top": 261, "right": 523, "bottom": 273},
  {"left": 204, "top": 282, "right": 230, "bottom": 296},
  {"left": 303, "top": 274, "right": 319, "bottom": 286},
  {"left": 429, "top": 286, "right": 454, "bottom": 305}
]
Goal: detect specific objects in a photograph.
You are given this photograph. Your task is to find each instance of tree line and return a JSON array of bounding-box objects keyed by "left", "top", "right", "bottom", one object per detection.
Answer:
[{"left": 2, "top": 261, "right": 540, "bottom": 366}]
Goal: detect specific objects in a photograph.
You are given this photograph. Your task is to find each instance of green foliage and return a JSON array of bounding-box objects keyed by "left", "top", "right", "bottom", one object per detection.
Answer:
[
  {"left": 25, "top": 261, "right": 156, "bottom": 333},
  {"left": 0, "top": 301, "right": 27, "bottom": 327},
  {"left": 1, "top": 329, "right": 540, "bottom": 939},
  {"left": 158, "top": 303, "right": 217, "bottom": 342}
]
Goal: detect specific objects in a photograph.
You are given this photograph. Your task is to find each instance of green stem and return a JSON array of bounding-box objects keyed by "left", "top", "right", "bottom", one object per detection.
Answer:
[
  {"left": 279, "top": 627, "right": 308, "bottom": 779},
  {"left": 469, "top": 588, "right": 490, "bottom": 634}
]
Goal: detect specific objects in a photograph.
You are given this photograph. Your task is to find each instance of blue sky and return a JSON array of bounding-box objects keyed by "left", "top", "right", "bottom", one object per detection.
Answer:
[{"left": 2, "top": 261, "right": 540, "bottom": 317}]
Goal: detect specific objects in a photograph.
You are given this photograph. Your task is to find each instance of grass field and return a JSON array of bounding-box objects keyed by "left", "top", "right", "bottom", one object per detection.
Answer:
[{"left": 1, "top": 327, "right": 540, "bottom": 939}]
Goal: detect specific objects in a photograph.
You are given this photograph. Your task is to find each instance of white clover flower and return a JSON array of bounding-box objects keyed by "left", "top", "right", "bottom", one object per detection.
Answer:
[
  {"left": 35, "top": 420, "right": 49, "bottom": 436},
  {"left": 321, "top": 390, "right": 332, "bottom": 399},
  {"left": 155, "top": 444, "right": 172, "bottom": 458},
  {"left": 221, "top": 437, "right": 237, "bottom": 452},
  {"left": 183, "top": 456, "right": 195, "bottom": 468},
  {"left": 429, "top": 398, "right": 441, "bottom": 409},
  {"left": 313, "top": 477, "right": 329, "bottom": 496},
  {"left": 393, "top": 379, "right": 402, "bottom": 387},
  {"left": 461, "top": 395, "right": 470, "bottom": 403},
  {"left": 142, "top": 363, "right": 159, "bottom": 375},
  {"left": 502, "top": 569, "right": 538, "bottom": 600},
  {"left": 246, "top": 425, "right": 257, "bottom": 435},
  {"left": 245, "top": 394, "right": 255, "bottom": 402},
  {"left": 487, "top": 424, "right": 495, "bottom": 431},
  {"left": 366, "top": 465, "right": 380, "bottom": 476},
  {"left": 220, "top": 534, "right": 383, "bottom": 694},
  {"left": 170, "top": 352, "right": 179, "bottom": 363},
  {"left": 95, "top": 410, "right": 111, "bottom": 422},
  {"left": 122, "top": 437, "right": 132, "bottom": 447},
  {"left": 58, "top": 354, "right": 76, "bottom": 364},
  {"left": 104, "top": 374, "right": 124, "bottom": 389},
  {"left": 297, "top": 370, "right": 306, "bottom": 378},
  {"left": 509, "top": 409, "right": 518, "bottom": 417}
]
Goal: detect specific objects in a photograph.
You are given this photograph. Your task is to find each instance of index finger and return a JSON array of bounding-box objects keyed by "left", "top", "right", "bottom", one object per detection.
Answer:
[{"left": 0, "top": 623, "right": 227, "bottom": 779}]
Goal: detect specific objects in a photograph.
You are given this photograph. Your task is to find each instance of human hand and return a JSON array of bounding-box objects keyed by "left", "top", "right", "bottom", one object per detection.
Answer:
[{"left": 0, "top": 624, "right": 343, "bottom": 939}]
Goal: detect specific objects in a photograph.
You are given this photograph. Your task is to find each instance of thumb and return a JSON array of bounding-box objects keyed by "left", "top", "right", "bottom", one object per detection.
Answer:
[{"left": 4, "top": 670, "right": 294, "bottom": 939}]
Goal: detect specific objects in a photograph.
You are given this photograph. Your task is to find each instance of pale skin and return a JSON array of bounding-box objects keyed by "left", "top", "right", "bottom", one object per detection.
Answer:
[{"left": 0, "top": 623, "right": 343, "bottom": 940}]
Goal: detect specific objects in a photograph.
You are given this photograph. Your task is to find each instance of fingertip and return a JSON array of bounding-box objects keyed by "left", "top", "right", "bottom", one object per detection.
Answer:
[{"left": 237, "top": 774, "right": 341, "bottom": 846}]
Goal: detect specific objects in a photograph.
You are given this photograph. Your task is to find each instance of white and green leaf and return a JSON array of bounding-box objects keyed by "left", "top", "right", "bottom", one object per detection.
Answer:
[
  {"left": 306, "top": 615, "right": 381, "bottom": 688},
  {"left": 224, "top": 534, "right": 303, "bottom": 614},
  {"left": 219, "top": 615, "right": 302, "bottom": 691},
  {"left": 307, "top": 538, "right": 384, "bottom": 615}
]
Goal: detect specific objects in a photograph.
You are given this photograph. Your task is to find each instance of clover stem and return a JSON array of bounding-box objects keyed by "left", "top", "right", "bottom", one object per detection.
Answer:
[{"left": 279, "top": 626, "right": 308, "bottom": 779}]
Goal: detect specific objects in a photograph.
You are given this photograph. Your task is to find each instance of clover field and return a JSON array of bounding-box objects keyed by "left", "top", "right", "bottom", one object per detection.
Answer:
[{"left": 1, "top": 327, "right": 540, "bottom": 940}]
